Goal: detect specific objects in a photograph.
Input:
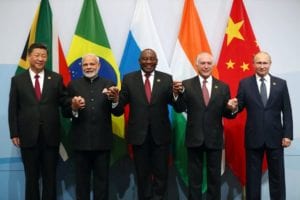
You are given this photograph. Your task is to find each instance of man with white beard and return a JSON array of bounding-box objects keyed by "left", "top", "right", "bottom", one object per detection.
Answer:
[{"left": 63, "top": 53, "right": 121, "bottom": 200}]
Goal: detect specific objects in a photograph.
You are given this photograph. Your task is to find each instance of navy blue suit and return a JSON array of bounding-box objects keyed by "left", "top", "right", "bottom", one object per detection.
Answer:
[{"left": 237, "top": 74, "right": 293, "bottom": 200}]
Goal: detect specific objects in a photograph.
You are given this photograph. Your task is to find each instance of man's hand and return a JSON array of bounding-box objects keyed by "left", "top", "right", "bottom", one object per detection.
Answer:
[
  {"left": 12, "top": 137, "right": 20, "bottom": 147},
  {"left": 173, "top": 81, "right": 184, "bottom": 97},
  {"left": 104, "top": 86, "right": 119, "bottom": 103},
  {"left": 227, "top": 98, "right": 238, "bottom": 112},
  {"left": 282, "top": 138, "right": 292, "bottom": 147},
  {"left": 71, "top": 96, "right": 86, "bottom": 111}
]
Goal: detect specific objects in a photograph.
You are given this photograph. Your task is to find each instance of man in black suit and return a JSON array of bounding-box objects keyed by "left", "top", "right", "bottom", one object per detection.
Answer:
[
  {"left": 8, "top": 43, "right": 67, "bottom": 200},
  {"left": 173, "top": 52, "right": 237, "bottom": 200},
  {"left": 63, "top": 54, "right": 120, "bottom": 200},
  {"left": 116, "top": 48, "right": 180, "bottom": 200},
  {"left": 234, "top": 51, "right": 293, "bottom": 200}
]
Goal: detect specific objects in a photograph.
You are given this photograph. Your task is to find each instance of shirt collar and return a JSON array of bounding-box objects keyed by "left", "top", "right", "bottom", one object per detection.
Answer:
[
  {"left": 29, "top": 68, "right": 44, "bottom": 78},
  {"left": 256, "top": 74, "right": 270, "bottom": 83},
  {"left": 199, "top": 75, "right": 212, "bottom": 84},
  {"left": 141, "top": 70, "right": 155, "bottom": 77}
]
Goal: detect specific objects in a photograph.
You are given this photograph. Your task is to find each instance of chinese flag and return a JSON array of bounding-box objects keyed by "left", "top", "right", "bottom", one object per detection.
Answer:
[{"left": 216, "top": 0, "right": 267, "bottom": 185}]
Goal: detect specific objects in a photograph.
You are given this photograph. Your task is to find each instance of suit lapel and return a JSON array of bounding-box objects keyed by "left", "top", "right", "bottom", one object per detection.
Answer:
[
  {"left": 151, "top": 72, "right": 162, "bottom": 103},
  {"left": 24, "top": 70, "right": 39, "bottom": 100},
  {"left": 267, "top": 75, "right": 277, "bottom": 107},
  {"left": 250, "top": 75, "right": 265, "bottom": 107},
  {"left": 209, "top": 78, "right": 221, "bottom": 106},
  {"left": 41, "top": 70, "right": 52, "bottom": 101},
  {"left": 136, "top": 72, "right": 148, "bottom": 103},
  {"left": 191, "top": 76, "right": 206, "bottom": 106}
]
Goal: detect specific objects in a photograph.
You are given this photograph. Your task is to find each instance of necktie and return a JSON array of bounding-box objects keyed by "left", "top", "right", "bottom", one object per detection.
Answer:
[
  {"left": 144, "top": 74, "right": 151, "bottom": 103},
  {"left": 260, "top": 77, "right": 267, "bottom": 106},
  {"left": 34, "top": 74, "right": 41, "bottom": 101},
  {"left": 202, "top": 79, "right": 209, "bottom": 106}
]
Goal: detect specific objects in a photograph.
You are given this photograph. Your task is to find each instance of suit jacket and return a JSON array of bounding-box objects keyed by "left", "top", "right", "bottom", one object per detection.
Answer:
[
  {"left": 237, "top": 74, "right": 293, "bottom": 149},
  {"left": 63, "top": 76, "right": 122, "bottom": 151},
  {"left": 176, "top": 76, "right": 235, "bottom": 149},
  {"left": 8, "top": 69, "right": 67, "bottom": 147},
  {"left": 117, "top": 70, "right": 179, "bottom": 145}
]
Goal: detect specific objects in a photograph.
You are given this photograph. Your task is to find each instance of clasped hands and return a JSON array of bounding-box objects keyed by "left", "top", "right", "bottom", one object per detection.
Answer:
[
  {"left": 173, "top": 81, "right": 184, "bottom": 97},
  {"left": 71, "top": 96, "right": 86, "bottom": 111},
  {"left": 71, "top": 87, "right": 119, "bottom": 111},
  {"left": 227, "top": 97, "right": 238, "bottom": 112},
  {"left": 102, "top": 86, "right": 119, "bottom": 103}
]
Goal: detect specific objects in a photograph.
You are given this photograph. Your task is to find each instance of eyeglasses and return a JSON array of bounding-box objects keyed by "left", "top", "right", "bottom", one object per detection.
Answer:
[{"left": 255, "top": 61, "right": 270, "bottom": 65}]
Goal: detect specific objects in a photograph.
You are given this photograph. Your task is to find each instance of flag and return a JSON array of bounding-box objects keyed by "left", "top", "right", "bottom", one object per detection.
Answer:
[
  {"left": 119, "top": 0, "right": 169, "bottom": 77},
  {"left": 216, "top": 0, "right": 267, "bottom": 185},
  {"left": 66, "top": 0, "right": 126, "bottom": 163},
  {"left": 119, "top": 0, "right": 170, "bottom": 158},
  {"left": 170, "top": 0, "right": 217, "bottom": 193},
  {"left": 16, "top": 0, "right": 71, "bottom": 161}
]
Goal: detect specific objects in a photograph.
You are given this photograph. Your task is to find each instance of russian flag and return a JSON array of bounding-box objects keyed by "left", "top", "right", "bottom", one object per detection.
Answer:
[{"left": 119, "top": 0, "right": 169, "bottom": 78}]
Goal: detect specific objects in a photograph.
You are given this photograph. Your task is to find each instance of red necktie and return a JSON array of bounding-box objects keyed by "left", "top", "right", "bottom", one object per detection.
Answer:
[
  {"left": 34, "top": 74, "right": 41, "bottom": 100},
  {"left": 202, "top": 79, "right": 209, "bottom": 106},
  {"left": 144, "top": 74, "right": 151, "bottom": 103}
]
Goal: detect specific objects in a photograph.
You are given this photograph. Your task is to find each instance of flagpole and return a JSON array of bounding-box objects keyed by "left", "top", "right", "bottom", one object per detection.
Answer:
[{"left": 242, "top": 186, "right": 246, "bottom": 200}]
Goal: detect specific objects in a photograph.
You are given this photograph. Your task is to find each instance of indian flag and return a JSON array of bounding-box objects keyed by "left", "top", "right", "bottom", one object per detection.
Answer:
[{"left": 170, "top": 0, "right": 217, "bottom": 193}]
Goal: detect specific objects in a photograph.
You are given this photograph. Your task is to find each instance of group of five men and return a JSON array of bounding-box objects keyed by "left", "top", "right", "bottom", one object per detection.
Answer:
[{"left": 8, "top": 42, "right": 292, "bottom": 200}]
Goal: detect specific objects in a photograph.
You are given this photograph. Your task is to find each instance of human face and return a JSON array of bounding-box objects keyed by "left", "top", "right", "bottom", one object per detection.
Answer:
[
  {"left": 196, "top": 52, "right": 214, "bottom": 79},
  {"left": 254, "top": 52, "right": 271, "bottom": 77},
  {"left": 82, "top": 55, "right": 100, "bottom": 79},
  {"left": 28, "top": 48, "right": 48, "bottom": 73},
  {"left": 139, "top": 49, "right": 157, "bottom": 74}
]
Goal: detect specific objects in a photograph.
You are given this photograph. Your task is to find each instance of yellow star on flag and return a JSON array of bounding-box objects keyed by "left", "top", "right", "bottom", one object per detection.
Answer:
[
  {"left": 240, "top": 62, "right": 249, "bottom": 71},
  {"left": 226, "top": 17, "right": 244, "bottom": 46},
  {"left": 226, "top": 59, "right": 235, "bottom": 69}
]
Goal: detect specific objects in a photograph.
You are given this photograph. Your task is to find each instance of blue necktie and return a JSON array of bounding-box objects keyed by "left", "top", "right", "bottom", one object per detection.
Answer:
[{"left": 260, "top": 77, "right": 267, "bottom": 106}]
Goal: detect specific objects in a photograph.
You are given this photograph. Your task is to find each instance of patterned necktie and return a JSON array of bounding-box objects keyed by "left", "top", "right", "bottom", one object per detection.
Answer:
[
  {"left": 260, "top": 77, "right": 267, "bottom": 106},
  {"left": 144, "top": 73, "right": 151, "bottom": 103},
  {"left": 202, "top": 79, "right": 209, "bottom": 106},
  {"left": 34, "top": 74, "right": 41, "bottom": 101}
]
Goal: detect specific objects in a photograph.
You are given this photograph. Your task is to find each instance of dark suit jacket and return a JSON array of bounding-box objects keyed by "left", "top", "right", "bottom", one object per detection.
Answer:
[
  {"left": 176, "top": 76, "right": 235, "bottom": 149},
  {"left": 8, "top": 69, "right": 67, "bottom": 147},
  {"left": 117, "top": 70, "right": 179, "bottom": 145},
  {"left": 63, "top": 76, "right": 122, "bottom": 151},
  {"left": 237, "top": 74, "right": 293, "bottom": 149}
]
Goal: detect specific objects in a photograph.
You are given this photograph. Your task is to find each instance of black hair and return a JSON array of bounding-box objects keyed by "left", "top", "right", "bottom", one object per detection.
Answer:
[{"left": 27, "top": 43, "right": 48, "bottom": 55}]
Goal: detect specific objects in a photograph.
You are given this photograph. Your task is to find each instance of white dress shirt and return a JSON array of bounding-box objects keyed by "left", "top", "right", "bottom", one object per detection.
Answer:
[
  {"left": 199, "top": 75, "right": 212, "bottom": 97},
  {"left": 29, "top": 68, "right": 44, "bottom": 92},
  {"left": 256, "top": 74, "right": 270, "bottom": 98}
]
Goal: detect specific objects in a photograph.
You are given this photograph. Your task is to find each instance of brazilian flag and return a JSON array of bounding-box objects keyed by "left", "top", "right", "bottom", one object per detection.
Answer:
[{"left": 67, "top": 0, "right": 126, "bottom": 164}]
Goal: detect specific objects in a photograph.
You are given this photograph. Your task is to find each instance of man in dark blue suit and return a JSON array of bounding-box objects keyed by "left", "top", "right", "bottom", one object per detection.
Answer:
[{"left": 235, "top": 51, "right": 293, "bottom": 200}]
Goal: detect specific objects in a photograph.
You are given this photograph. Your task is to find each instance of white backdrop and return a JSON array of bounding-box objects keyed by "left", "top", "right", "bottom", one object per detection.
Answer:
[{"left": 0, "top": 0, "right": 299, "bottom": 73}]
